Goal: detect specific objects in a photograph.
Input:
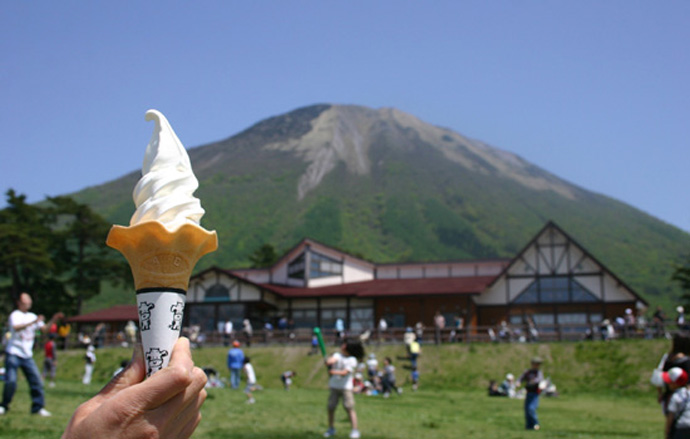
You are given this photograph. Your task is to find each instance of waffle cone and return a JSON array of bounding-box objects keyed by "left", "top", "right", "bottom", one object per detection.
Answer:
[{"left": 106, "top": 221, "right": 218, "bottom": 291}]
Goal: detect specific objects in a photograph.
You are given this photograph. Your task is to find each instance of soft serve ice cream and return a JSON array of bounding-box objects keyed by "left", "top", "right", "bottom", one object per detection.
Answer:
[
  {"left": 106, "top": 109, "right": 218, "bottom": 376},
  {"left": 130, "top": 109, "right": 205, "bottom": 230}
]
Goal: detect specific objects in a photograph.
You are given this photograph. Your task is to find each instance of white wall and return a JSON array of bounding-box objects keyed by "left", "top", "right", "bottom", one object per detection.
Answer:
[
  {"left": 343, "top": 259, "right": 375, "bottom": 283},
  {"left": 309, "top": 277, "right": 343, "bottom": 288},
  {"left": 238, "top": 283, "right": 262, "bottom": 301},
  {"left": 235, "top": 269, "right": 271, "bottom": 284},
  {"left": 476, "top": 263, "right": 506, "bottom": 276},
  {"left": 271, "top": 259, "right": 291, "bottom": 285}
]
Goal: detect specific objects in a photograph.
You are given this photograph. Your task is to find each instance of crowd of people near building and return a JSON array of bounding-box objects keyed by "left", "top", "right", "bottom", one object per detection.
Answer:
[
  {"left": 176, "top": 303, "right": 685, "bottom": 349},
  {"left": 484, "top": 305, "right": 686, "bottom": 345},
  {"left": 13, "top": 302, "right": 683, "bottom": 357}
]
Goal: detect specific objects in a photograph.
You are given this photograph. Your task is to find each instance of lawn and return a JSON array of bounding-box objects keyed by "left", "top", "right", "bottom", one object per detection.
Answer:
[{"left": 0, "top": 339, "right": 667, "bottom": 438}]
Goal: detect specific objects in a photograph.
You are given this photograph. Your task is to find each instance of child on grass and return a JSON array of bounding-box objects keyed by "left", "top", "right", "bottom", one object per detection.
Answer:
[
  {"left": 519, "top": 357, "right": 544, "bottom": 431},
  {"left": 665, "top": 367, "right": 690, "bottom": 439},
  {"left": 410, "top": 366, "right": 419, "bottom": 391},
  {"left": 42, "top": 334, "right": 57, "bottom": 388},
  {"left": 281, "top": 370, "right": 296, "bottom": 391},
  {"left": 381, "top": 357, "right": 400, "bottom": 398},
  {"left": 243, "top": 357, "right": 258, "bottom": 404},
  {"left": 324, "top": 340, "right": 365, "bottom": 439},
  {"left": 82, "top": 345, "right": 96, "bottom": 385}
]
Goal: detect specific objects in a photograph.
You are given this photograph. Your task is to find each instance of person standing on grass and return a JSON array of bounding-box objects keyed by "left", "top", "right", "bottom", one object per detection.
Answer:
[
  {"left": 324, "top": 340, "right": 365, "bottom": 439},
  {"left": 519, "top": 357, "right": 545, "bottom": 431},
  {"left": 42, "top": 333, "right": 57, "bottom": 388},
  {"left": 409, "top": 338, "right": 421, "bottom": 369},
  {"left": 83, "top": 345, "right": 96, "bottom": 385},
  {"left": 242, "top": 319, "right": 253, "bottom": 347},
  {"left": 433, "top": 311, "right": 445, "bottom": 345},
  {"left": 223, "top": 320, "right": 233, "bottom": 347},
  {"left": 243, "top": 357, "right": 257, "bottom": 404},
  {"left": 227, "top": 340, "right": 245, "bottom": 389},
  {"left": 664, "top": 367, "right": 690, "bottom": 439},
  {"left": 0, "top": 292, "right": 63, "bottom": 416}
]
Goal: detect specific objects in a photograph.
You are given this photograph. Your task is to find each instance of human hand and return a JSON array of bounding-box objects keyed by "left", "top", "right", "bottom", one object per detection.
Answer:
[{"left": 62, "top": 337, "right": 207, "bottom": 439}]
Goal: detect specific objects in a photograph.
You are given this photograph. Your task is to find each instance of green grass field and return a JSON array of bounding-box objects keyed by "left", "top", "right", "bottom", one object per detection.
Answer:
[{"left": 0, "top": 339, "right": 667, "bottom": 438}]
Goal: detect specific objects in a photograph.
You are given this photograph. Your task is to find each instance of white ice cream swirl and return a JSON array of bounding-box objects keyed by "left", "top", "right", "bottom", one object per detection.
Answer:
[{"left": 130, "top": 109, "right": 205, "bottom": 231}]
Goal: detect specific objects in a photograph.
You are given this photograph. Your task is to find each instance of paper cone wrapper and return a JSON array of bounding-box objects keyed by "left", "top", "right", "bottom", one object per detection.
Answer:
[
  {"left": 107, "top": 221, "right": 217, "bottom": 377},
  {"left": 137, "top": 289, "right": 187, "bottom": 376},
  {"left": 106, "top": 221, "right": 218, "bottom": 291}
]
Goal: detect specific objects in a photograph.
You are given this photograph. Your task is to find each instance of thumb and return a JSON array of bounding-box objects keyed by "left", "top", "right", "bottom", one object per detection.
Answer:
[{"left": 93, "top": 343, "right": 146, "bottom": 402}]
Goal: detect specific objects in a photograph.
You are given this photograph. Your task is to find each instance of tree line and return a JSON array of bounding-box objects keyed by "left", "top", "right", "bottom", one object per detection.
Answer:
[{"left": 0, "top": 189, "right": 130, "bottom": 317}]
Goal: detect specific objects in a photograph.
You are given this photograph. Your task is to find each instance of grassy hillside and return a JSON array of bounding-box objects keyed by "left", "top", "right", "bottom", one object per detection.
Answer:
[
  {"left": 49, "top": 338, "right": 666, "bottom": 395},
  {"left": 1, "top": 339, "right": 666, "bottom": 439}
]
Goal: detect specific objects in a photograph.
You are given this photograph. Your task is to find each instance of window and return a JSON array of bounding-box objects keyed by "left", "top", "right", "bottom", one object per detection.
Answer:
[
  {"left": 205, "top": 284, "right": 229, "bottom": 302},
  {"left": 291, "top": 309, "right": 318, "bottom": 329},
  {"left": 589, "top": 313, "right": 603, "bottom": 323},
  {"left": 288, "top": 253, "right": 306, "bottom": 279},
  {"left": 558, "top": 313, "right": 590, "bottom": 333},
  {"left": 289, "top": 251, "right": 343, "bottom": 280},
  {"left": 558, "top": 313, "right": 587, "bottom": 325},
  {"left": 539, "top": 278, "right": 569, "bottom": 303},
  {"left": 532, "top": 314, "right": 555, "bottom": 326},
  {"left": 383, "top": 313, "right": 406, "bottom": 328},
  {"left": 350, "top": 308, "right": 374, "bottom": 331},
  {"left": 514, "top": 277, "right": 599, "bottom": 304},
  {"left": 321, "top": 308, "right": 347, "bottom": 330},
  {"left": 572, "top": 283, "right": 598, "bottom": 302},
  {"left": 217, "top": 304, "right": 246, "bottom": 330},
  {"left": 310, "top": 251, "right": 343, "bottom": 279},
  {"left": 509, "top": 315, "right": 524, "bottom": 325},
  {"left": 187, "top": 305, "right": 216, "bottom": 333}
]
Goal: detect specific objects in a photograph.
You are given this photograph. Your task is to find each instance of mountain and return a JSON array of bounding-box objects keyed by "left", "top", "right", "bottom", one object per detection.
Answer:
[{"left": 74, "top": 104, "right": 690, "bottom": 306}]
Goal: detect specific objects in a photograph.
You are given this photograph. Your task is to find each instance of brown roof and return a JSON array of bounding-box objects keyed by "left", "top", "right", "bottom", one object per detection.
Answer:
[
  {"left": 261, "top": 276, "right": 497, "bottom": 298},
  {"left": 67, "top": 305, "right": 138, "bottom": 323}
]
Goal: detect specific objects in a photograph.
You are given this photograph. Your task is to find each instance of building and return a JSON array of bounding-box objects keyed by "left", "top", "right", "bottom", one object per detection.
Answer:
[{"left": 185, "top": 221, "right": 647, "bottom": 336}]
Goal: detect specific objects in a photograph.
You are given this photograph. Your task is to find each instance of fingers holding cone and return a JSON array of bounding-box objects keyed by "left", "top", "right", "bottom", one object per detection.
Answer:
[
  {"left": 91, "top": 338, "right": 207, "bottom": 438},
  {"left": 121, "top": 337, "right": 203, "bottom": 411}
]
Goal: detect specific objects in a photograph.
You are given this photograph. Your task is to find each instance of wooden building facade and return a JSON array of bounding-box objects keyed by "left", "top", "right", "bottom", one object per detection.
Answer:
[{"left": 185, "top": 222, "right": 647, "bottom": 335}]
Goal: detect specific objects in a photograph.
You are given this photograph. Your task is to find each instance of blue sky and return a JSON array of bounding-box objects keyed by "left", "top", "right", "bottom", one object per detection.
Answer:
[{"left": 2, "top": 1, "right": 688, "bottom": 232}]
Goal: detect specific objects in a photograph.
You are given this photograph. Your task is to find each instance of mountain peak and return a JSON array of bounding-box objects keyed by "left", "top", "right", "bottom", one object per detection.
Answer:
[{"left": 242, "top": 104, "right": 580, "bottom": 200}]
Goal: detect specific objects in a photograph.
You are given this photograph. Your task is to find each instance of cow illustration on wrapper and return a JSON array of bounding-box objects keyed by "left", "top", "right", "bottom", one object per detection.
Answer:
[
  {"left": 146, "top": 348, "right": 169, "bottom": 375},
  {"left": 169, "top": 301, "right": 184, "bottom": 331},
  {"left": 139, "top": 302, "right": 155, "bottom": 331}
]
